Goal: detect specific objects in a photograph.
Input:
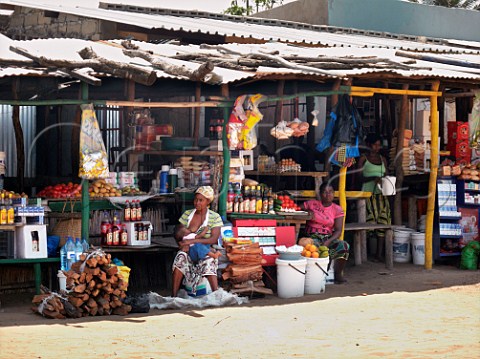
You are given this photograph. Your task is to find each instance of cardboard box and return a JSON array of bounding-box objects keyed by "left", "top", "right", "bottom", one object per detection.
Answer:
[
  {"left": 124, "top": 221, "right": 152, "bottom": 246},
  {"left": 15, "top": 225, "right": 47, "bottom": 259}
]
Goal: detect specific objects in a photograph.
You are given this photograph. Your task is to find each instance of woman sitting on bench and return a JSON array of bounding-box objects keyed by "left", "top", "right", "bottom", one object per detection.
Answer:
[{"left": 298, "top": 182, "right": 349, "bottom": 284}]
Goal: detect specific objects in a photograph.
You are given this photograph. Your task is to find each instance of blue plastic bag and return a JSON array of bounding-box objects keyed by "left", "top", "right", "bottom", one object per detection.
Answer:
[{"left": 47, "top": 235, "right": 60, "bottom": 257}]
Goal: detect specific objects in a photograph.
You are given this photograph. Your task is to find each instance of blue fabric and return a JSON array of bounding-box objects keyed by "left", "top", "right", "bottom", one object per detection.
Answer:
[
  {"left": 316, "top": 111, "right": 336, "bottom": 153},
  {"left": 189, "top": 243, "right": 211, "bottom": 262},
  {"left": 47, "top": 235, "right": 60, "bottom": 257}
]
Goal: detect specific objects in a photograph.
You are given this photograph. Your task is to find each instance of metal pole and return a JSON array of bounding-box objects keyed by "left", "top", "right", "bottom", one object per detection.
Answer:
[{"left": 80, "top": 82, "right": 90, "bottom": 242}]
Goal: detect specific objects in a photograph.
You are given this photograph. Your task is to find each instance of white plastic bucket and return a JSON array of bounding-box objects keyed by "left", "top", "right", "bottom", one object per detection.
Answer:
[
  {"left": 304, "top": 257, "right": 329, "bottom": 294},
  {"left": 377, "top": 176, "right": 396, "bottom": 196},
  {"left": 276, "top": 258, "right": 307, "bottom": 298},
  {"left": 393, "top": 228, "right": 413, "bottom": 263},
  {"left": 411, "top": 232, "right": 425, "bottom": 265}
]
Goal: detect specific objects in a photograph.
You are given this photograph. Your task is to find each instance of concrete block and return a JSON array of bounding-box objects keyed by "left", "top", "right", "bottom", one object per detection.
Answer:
[
  {"left": 23, "top": 12, "right": 38, "bottom": 27},
  {"left": 81, "top": 19, "right": 98, "bottom": 35},
  {"left": 8, "top": 15, "right": 24, "bottom": 27},
  {"left": 66, "top": 21, "right": 82, "bottom": 34}
]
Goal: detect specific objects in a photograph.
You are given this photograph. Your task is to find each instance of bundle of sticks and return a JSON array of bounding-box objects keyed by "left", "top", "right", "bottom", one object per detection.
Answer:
[
  {"left": 31, "top": 249, "right": 131, "bottom": 319},
  {"left": 222, "top": 242, "right": 273, "bottom": 295}
]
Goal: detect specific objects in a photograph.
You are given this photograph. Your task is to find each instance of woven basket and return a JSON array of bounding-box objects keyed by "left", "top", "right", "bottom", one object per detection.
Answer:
[
  {"left": 51, "top": 199, "right": 82, "bottom": 246},
  {"left": 52, "top": 218, "right": 82, "bottom": 246}
]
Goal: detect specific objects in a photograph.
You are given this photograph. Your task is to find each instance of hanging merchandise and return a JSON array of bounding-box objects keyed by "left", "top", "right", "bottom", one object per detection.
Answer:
[
  {"left": 288, "top": 118, "right": 310, "bottom": 137},
  {"left": 469, "top": 91, "right": 480, "bottom": 149},
  {"left": 316, "top": 94, "right": 365, "bottom": 167},
  {"left": 79, "top": 104, "right": 109, "bottom": 179},
  {"left": 227, "top": 94, "right": 265, "bottom": 150},
  {"left": 270, "top": 120, "right": 294, "bottom": 140},
  {"left": 239, "top": 94, "right": 265, "bottom": 150},
  {"left": 311, "top": 110, "right": 319, "bottom": 127}
]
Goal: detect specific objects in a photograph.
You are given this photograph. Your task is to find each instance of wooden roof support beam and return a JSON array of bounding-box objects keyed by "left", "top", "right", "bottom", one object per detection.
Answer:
[{"left": 12, "top": 78, "right": 24, "bottom": 193}]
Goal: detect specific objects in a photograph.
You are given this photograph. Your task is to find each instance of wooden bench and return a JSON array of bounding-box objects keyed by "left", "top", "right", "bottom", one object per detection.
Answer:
[
  {"left": 344, "top": 223, "right": 399, "bottom": 270},
  {"left": 0, "top": 257, "right": 60, "bottom": 294}
]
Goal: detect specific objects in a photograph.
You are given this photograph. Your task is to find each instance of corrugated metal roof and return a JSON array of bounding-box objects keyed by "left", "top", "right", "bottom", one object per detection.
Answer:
[{"left": 2, "top": 0, "right": 480, "bottom": 54}]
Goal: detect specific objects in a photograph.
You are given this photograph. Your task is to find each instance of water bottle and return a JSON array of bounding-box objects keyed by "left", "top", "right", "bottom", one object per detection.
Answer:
[
  {"left": 60, "top": 243, "right": 68, "bottom": 271},
  {"left": 81, "top": 238, "right": 89, "bottom": 252},
  {"left": 66, "top": 237, "right": 76, "bottom": 270},
  {"left": 74, "top": 238, "right": 83, "bottom": 261}
]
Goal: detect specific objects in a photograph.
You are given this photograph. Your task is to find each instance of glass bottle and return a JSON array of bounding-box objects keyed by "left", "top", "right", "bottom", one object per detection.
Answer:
[
  {"left": 0, "top": 193, "right": 6, "bottom": 225},
  {"left": 131, "top": 200, "right": 137, "bottom": 222},
  {"left": 101, "top": 211, "right": 111, "bottom": 245},
  {"left": 255, "top": 185, "right": 263, "bottom": 214},
  {"left": 112, "top": 214, "right": 121, "bottom": 246},
  {"left": 120, "top": 223, "right": 128, "bottom": 245},
  {"left": 7, "top": 193, "right": 14, "bottom": 225},
  {"left": 262, "top": 188, "right": 269, "bottom": 214},
  {"left": 136, "top": 200, "right": 142, "bottom": 221},
  {"left": 243, "top": 186, "right": 250, "bottom": 214},
  {"left": 124, "top": 200, "right": 131, "bottom": 222}
]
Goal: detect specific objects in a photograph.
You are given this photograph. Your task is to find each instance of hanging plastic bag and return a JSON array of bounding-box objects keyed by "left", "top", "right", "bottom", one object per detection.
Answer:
[
  {"left": 79, "top": 104, "right": 109, "bottom": 179},
  {"left": 288, "top": 118, "right": 309, "bottom": 137},
  {"left": 469, "top": 91, "right": 480, "bottom": 149},
  {"left": 271, "top": 120, "right": 293, "bottom": 140},
  {"left": 240, "top": 94, "right": 265, "bottom": 150},
  {"left": 460, "top": 240, "right": 480, "bottom": 270},
  {"left": 227, "top": 95, "right": 247, "bottom": 150},
  {"left": 311, "top": 110, "right": 319, "bottom": 127}
]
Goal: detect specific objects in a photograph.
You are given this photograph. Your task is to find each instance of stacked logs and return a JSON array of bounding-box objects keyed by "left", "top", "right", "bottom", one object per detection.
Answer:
[
  {"left": 31, "top": 250, "right": 131, "bottom": 319},
  {"left": 222, "top": 242, "right": 273, "bottom": 295}
]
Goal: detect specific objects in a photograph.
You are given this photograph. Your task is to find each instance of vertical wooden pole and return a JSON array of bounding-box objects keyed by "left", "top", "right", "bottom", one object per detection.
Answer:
[
  {"left": 339, "top": 166, "right": 347, "bottom": 240},
  {"left": 80, "top": 82, "right": 90, "bottom": 242},
  {"left": 11, "top": 79, "right": 25, "bottom": 193},
  {"left": 425, "top": 80, "right": 440, "bottom": 270},
  {"left": 218, "top": 84, "right": 230, "bottom": 219},
  {"left": 193, "top": 82, "right": 201, "bottom": 146},
  {"left": 393, "top": 84, "right": 409, "bottom": 225}
]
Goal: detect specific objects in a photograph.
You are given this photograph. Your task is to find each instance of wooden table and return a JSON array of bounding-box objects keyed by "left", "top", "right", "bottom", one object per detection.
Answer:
[
  {"left": 276, "top": 213, "right": 313, "bottom": 239},
  {"left": 0, "top": 257, "right": 60, "bottom": 294},
  {"left": 344, "top": 223, "right": 400, "bottom": 270}
]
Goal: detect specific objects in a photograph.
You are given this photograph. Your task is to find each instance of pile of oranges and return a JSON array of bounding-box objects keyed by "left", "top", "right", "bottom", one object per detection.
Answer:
[
  {"left": 301, "top": 244, "right": 320, "bottom": 258},
  {"left": 301, "top": 244, "right": 329, "bottom": 258}
]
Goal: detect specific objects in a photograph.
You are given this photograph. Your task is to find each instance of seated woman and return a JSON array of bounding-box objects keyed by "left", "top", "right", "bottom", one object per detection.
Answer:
[
  {"left": 172, "top": 186, "right": 223, "bottom": 297},
  {"left": 298, "top": 182, "right": 350, "bottom": 283}
]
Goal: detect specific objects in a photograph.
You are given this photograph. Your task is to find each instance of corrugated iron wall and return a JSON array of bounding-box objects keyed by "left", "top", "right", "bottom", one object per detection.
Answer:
[{"left": 0, "top": 105, "right": 36, "bottom": 178}]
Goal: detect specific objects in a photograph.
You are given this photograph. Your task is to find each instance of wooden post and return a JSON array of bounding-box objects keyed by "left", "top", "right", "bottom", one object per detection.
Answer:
[
  {"left": 357, "top": 198, "right": 367, "bottom": 262},
  {"left": 408, "top": 195, "right": 417, "bottom": 230},
  {"left": 393, "top": 84, "right": 409, "bottom": 225},
  {"left": 339, "top": 166, "right": 347, "bottom": 240},
  {"left": 80, "top": 82, "right": 90, "bottom": 242},
  {"left": 193, "top": 82, "right": 201, "bottom": 146},
  {"left": 11, "top": 79, "right": 25, "bottom": 192},
  {"left": 425, "top": 80, "right": 441, "bottom": 270},
  {"left": 218, "top": 84, "right": 230, "bottom": 219}
]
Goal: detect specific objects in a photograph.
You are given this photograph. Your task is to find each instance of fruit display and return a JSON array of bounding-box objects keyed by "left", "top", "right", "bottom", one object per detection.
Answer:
[
  {"left": 120, "top": 186, "right": 147, "bottom": 196},
  {"left": 0, "top": 189, "right": 27, "bottom": 199},
  {"left": 301, "top": 244, "right": 329, "bottom": 258},
  {"left": 37, "top": 183, "right": 81, "bottom": 199},
  {"left": 274, "top": 194, "right": 302, "bottom": 212},
  {"left": 89, "top": 179, "right": 122, "bottom": 198},
  {"left": 278, "top": 158, "right": 301, "bottom": 173}
]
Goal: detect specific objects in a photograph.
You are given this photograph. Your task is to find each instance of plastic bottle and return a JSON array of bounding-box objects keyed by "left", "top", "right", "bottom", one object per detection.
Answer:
[
  {"left": 81, "top": 238, "right": 89, "bottom": 252},
  {"left": 66, "top": 237, "right": 76, "bottom": 270},
  {"left": 60, "top": 244, "right": 68, "bottom": 271},
  {"left": 120, "top": 223, "right": 128, "bottom": 245},
  {"left": 136, "top": 200, "right": 142, "bottom": 221},
  {"left": 7, "top": 193, "right": 14, "bottom": 225},
  {"left": 159, "top": 165, "right": 170, "bottom": 194},
  {"left": 168, "top": 168, "right": 178, "bottom": 193},
  {"left": 100, "top": 211, "right": 111, "bottom": 245},
  {"left": 112, "top": 214, "right": 121, "bottom": 246},
  {"left": 74, "top": 238, "right": 83, "bottom": 261},
  {"left": 124, "top": 200, "right": 131, "bottom": 222}
]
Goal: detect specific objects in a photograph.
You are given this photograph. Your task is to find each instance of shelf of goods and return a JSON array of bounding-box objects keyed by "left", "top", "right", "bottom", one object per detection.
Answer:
[
  {"left": 455, "top": 179, "right": 480, "bottom": 250},
  {"left": 128, "top": 150, "right": 222, "bottom": 172},
  {"left": 436, "top": 178, "right": 462, "bottom": 257}
]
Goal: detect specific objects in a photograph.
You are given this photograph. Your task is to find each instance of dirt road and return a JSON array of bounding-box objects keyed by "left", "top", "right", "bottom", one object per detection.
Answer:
[{"left": 1, "top": 262, "right": 479, "bottom": 358}]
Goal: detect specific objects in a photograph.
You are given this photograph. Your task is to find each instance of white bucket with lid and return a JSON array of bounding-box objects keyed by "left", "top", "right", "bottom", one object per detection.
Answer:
[
  {"left": 393, "top": 228, "right": 413, "bottom": 263},
  {"left": 304, "top": 257, "right": 329, "bottom": 294},
  {"left": 411, "top": 232, "right": 425, "bottom": 265},
  {"left": 276, "top": 258, "right": 307, "bottom": 298}
]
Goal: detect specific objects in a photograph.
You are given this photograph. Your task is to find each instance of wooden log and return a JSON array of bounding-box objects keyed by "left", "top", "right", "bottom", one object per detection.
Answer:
[
  {"left": 86, "top": 257, "right": 98, "bottom": 268},
  {"left": 73, "top": 284, "right": 86, "bottom": 293},
  {"left": 87, "top": 298, "right": 97, "bottom": 308},
  {"left": 112, "top": 304, "right": 131, "bottom": 316},
  {"left": 91, "top": 288, "right": 100, "bottom": 297},
  {"left": 32, "top": 294, "right": 51, "bottom": 304},
  {"left": 96, "top": 270, "right": 107, "bottom": 282},
  {"left": 68, "top": 296, "right": 84, "bottom": 308},
  {"left": 70, "top": 262, "right": 82, "bottom": 274},
  {"left": 90, "top": 306, "right": 98, "bottom": 316},
  {"left": 106, "top": 266, "right": 118, "bottom": 276},
  {"left": 79, "top": 272, "right": 87, "bottom": 284},
  {"left": 87, "top": 279, "right": 96, "bottom": 291}
]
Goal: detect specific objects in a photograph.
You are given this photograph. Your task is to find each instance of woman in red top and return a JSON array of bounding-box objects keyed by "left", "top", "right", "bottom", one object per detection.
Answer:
[{"left": 299, "top": 182, "right": 349, "bottom": 283}]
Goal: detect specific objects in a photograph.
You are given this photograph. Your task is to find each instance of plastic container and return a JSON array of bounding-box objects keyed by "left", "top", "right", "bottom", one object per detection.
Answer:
[
  {"left": 65, "top": 237, "right": 76, "bottom": 270},
  {"left": 304, "top": 257, "right": 329, "bottom": 294},
  {"left": 74, "top": 238, "right": 83, "bottom": 261},
  {"left": 275, "top": 258, "right": 307, "bottom": 298},
  {"left": 411, "top": 232, "right": 425, "bottom": 265},
  {"left": 393, "top": 228, "right": 413, "bottom": 263},
  {"left": 60, "top": 243, "right": 68, "bottom": 271},
  {"left": 159, "top": 165, "right": 170, "bottom": 194},
  {"left": 325, "top": 265, "right": 335, "bottom": 285},
  {"left": 168, "top": 168, "right": 178, "bottom": 193},
  {"left": 57, "top": 270, "right": 66, "bottom": 291}
]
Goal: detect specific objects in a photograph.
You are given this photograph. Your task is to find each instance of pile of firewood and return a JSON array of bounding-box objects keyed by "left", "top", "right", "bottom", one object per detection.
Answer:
[
  {"left": 222, "top": 242, "right": 273, "bottom": 296},
  {"left": 32, "top": 249, "right": 131, "bottom": 319}
]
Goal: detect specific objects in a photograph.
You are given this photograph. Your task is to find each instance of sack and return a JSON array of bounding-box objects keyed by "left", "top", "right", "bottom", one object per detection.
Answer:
[
  {"left": 123, "top": 294, "right": 150, "bottom": 313},
  {"left": 460, "top": 241, "right": 480, "bottom": 270}
]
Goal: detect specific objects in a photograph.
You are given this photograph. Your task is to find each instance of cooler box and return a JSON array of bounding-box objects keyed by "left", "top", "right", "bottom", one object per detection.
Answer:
[
  {"left": 124, "top": 221, "right": 152, "bottom": 246},
  {"left": 15, "top": 224, "right": 47, "bottom": 259}
]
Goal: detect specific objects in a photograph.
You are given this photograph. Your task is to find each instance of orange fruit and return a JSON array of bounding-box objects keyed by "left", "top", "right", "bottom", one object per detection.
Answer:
[
  {"left": 301, "top": 250, "right": 306, "bottom": 256},
  {"left": 310, "top": 245, "right": 318, "bottom": 253},
  {"left": 304, "top": 250, "right": 312, "bottom": 258},
  {"left": 311, "top": 251, "right": 319, "bottom": 258}
]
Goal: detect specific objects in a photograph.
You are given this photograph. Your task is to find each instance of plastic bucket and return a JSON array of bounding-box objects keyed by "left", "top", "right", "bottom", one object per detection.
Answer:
[
  {"left": 304, "top": 257, "right": 329, "bottom": 294},
  {"left": 377, "top": 176, "right": 396, "bottom": 196},
  {"left": 325, "top": 266, "right": 335, "bottom": 285},
  {"left": 393, "top": 228, "right": 413, "bottom": 263},
  {"left": 411, "top": 232, "right": 425, "bottom": 265},
  {"left": 275, "top": 258, "right": 307, "bottom": 298}
]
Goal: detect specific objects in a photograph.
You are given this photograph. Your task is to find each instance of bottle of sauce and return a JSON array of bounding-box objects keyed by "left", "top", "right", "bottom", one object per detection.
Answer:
[
  {"left": 7, "top": 193, "right": 14, "bottom": 224},
  {"left": 120, "top": 223, "right": 128, "bottom": 245},
  {"left": 249, "top": 189, "right": 257, "bottom": 214},
  {"left": 255, "top": 186, "right": 263, "bottom": 214},
  {"left": 136, "top": 200, "right": 142, "bottom": 221},
  {"left": 0, "top": 193, "right": 6, "bottom": 225},
  {"left": 262, "top": 188, "right": 269, "bottom": 214},
  {"left": 131, "top": 201, "right": 137, "bottom": 222},
  {"left": 112, "top": 214, "right": 120, "bottom": 246},
  {"left": 143, "top": 223, "right": 149, "bottom": 241},
  {"left": 100, "top": 211, "right": 111, "bottom": 245},
  {"left": 124, "top": 200, "right": 131, "bottom": 222},
  {"left": 243, "top": 186, "right": 250, "bottom": 213}
]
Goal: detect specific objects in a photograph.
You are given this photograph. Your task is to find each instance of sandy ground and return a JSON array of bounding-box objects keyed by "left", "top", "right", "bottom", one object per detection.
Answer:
[{"left": 0, "top": 261, "right": 479, "bottom": 359}]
